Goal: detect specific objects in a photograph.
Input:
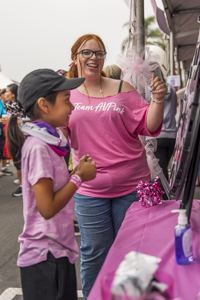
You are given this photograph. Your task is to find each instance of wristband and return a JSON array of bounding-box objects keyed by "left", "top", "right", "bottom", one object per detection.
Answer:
[
  {"left": 69, "top": 174, "right": 82, "bottom": 189},
  {"left": 151, "top": 95, "right": 164, "bottom": 104}
]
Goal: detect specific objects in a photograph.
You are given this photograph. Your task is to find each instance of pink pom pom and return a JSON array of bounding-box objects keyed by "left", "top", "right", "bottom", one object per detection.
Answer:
[{"left": 137, "top": 177, "right": 164, "bottom": 208}]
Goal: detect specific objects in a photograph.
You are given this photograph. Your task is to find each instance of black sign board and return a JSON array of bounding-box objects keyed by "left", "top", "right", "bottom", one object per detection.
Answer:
[{"left": 170, "top": 40, "right": 200, "bottom": 222}]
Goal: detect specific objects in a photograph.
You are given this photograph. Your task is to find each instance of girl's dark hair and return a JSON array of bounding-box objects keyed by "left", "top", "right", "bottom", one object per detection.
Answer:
[
  {"left": 0, "top": 88, "right": 6, "bottom": 95},
  {"left": 7, "top": 84, "right": 19, "bottom": 102},
  {"left": 7, "top": 91, "right": 58, "bottom": 162}
]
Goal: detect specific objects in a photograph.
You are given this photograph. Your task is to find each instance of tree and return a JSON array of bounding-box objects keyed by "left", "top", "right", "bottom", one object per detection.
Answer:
[{"left": 121, "top": 16, "right": 166, "bottom": 52}]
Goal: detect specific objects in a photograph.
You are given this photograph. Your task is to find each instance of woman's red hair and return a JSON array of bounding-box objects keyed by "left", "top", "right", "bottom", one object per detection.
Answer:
[{"left": 67, "top": 34, "right": 107, "bottom": 78}]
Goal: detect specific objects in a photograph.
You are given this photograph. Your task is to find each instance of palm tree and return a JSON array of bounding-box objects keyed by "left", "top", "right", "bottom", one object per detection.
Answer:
[{"left": 121, "top": 16, "right": 166, "bottom": 52}]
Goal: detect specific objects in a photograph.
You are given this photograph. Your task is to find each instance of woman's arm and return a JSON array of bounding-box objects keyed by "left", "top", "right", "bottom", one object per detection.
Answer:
[
  {"left": 146, "top": 101, "right": 164, "bottom": 133},
  {"left": 121, "top": 74, "right": 167, "bottom": 133},
  {"left": 33, "top": 155, "right": 96, "bottom": 220},
  {"left": 146, "top": 73, "right": 167, "bottom": 133}
]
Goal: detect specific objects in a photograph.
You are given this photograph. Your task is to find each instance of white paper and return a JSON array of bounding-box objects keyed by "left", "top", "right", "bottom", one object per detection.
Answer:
[{"left": 167, "top": 75, "right": 181, "bottom": 87}]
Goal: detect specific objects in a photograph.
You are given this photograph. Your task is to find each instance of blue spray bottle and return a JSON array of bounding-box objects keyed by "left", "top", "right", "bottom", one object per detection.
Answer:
[{"left": 171, "top": 209, "right": 193, "bottom": 265}]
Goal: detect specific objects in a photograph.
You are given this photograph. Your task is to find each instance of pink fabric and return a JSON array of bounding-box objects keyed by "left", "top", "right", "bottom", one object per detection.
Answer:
[
  {"left": 17, "top": 136, "right": 79, "bottom": 267},
  {"left": 88, "top": 200, "right": 200, "bottom": 300},
  {"left": 150, "top": 0, "right": 170, "bottom": 35},
  {"left": 68, "top": 89, "right": 162, "bottom": 198},
  {"left": 49, "top": 144, "right": 67, "bottom": 156}
]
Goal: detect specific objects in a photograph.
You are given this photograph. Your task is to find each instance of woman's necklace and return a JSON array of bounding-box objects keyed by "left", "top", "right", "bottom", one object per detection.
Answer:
[
  {"left": 99, "top": 83, "right": 103, "bottom": 94},
  {"left": 84, "top": 79, "right": 104, "bottom": 102}
]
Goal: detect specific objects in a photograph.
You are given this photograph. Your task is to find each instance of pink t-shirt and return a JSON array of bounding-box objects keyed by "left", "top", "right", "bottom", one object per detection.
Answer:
[
  {"left": 17, "top": 136, "right": 79, "bottom": 267},
  {"left": 68, "top": 89, "right": 162, "bottom": 198}
]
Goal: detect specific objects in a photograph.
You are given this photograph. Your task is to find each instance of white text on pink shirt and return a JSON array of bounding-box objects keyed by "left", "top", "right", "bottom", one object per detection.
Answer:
[{"left": 73, "top": 102, "right": 125, "bottom": 115}]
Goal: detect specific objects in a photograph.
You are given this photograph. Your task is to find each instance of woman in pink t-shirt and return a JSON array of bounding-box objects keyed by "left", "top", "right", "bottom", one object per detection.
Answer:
[{"left": 66, "top": 34, "right": 167, "bottom": 299}]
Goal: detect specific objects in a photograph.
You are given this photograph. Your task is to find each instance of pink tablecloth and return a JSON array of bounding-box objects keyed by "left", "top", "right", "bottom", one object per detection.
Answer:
[{"left": 88, "top": 200, "right": 200, "bottom": 300}]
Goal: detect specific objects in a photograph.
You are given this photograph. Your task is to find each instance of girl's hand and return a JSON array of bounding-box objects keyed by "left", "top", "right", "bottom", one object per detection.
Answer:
[
  {"left": 33, "top": 156, "right": 96, "bottom": 220},
  {"left": 151, "top": 72, "right": 167, "bottom": 101},
  {"left": 69, "top": 155, "right": 92, "bottom": 177},
  {"left": 75, "top": 155, "right": 96, "bottom": 182}
]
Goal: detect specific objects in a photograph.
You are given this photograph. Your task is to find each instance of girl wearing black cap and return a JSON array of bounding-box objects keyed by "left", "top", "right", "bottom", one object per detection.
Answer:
[{"left": 5, "top": 69, "right": 97, "bottom": 300}]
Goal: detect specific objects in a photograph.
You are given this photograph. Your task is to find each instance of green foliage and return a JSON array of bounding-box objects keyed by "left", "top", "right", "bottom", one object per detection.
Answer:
[
  {"left": 144, "top": 16, "right": 155, "bottom": 29},
  {"left": 122, "top": 16, "right": 166, "bottom": 52}
]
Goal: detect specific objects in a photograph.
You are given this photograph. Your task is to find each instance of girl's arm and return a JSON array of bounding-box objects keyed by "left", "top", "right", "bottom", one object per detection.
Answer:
[
  {"left": 33, "top": 155, "right": 96, "bottom": 220},
  {"left": 33, "top": 178, "right": 77, "bottom": 219}
]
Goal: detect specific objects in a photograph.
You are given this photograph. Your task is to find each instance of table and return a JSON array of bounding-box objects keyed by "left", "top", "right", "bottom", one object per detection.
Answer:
[{"left": 88, "top": 200, "right": 200, "bottom": 300}]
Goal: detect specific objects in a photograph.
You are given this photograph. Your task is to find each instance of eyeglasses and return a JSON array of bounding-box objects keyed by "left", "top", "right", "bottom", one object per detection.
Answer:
[{"left": 76, "top": 49, "right": 107, "bottom": 60}]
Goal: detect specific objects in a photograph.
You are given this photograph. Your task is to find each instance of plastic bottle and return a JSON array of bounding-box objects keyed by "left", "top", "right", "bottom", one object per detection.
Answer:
[{"left": 171, "top": 209, "right": 193, "bottom": 265}]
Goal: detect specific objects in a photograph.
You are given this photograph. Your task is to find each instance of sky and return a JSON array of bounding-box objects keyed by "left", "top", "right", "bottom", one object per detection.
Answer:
[{"left": 0, "top": 0, "right": 164, "bottom": 83}]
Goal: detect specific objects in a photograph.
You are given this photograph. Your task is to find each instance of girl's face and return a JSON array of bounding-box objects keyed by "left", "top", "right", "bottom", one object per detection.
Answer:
[
  {"left": 46, "top": 90, "right": 74, "bottom": 128},
  {"left": 5, "top": 87, "right": 15, "bottom": 102},
  {"left": 75, "top": 39, "right": 105, "bottom": 80}
]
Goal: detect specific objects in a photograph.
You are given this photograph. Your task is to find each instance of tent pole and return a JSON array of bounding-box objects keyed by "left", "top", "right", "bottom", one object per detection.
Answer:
[
  {"left": 135, "top": 0, "right": 145, "bottom": 97},
  {"left": 166, "top": 37, "right": 170, "bottom": 76},
  {"left": 177, "top": 46, "right": 182, "bottom": 88}
]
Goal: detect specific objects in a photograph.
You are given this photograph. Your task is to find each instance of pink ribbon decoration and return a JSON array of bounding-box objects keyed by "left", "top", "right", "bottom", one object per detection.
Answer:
[
  {"left": 117, "top": 47, "right": 160, "bottom": 90},
  {"left": 137, "top": 177, "right": 164, "bottom": 208},
  {"left": 69, "top": 62, "right": 74, "bottom": 67}
]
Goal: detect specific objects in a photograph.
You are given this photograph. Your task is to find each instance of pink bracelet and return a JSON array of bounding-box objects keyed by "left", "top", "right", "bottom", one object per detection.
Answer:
[
  {"left": 69, "top": 174, "right": 82, "bottom": 189},
  {"left": 151, "top": 95, "right": 164, "bottom": 104}
]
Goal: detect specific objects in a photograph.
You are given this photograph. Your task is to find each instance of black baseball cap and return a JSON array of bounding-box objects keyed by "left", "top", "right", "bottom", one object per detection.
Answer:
[{"left": 18, "top": 69, "right": 85, "bottom": 112}]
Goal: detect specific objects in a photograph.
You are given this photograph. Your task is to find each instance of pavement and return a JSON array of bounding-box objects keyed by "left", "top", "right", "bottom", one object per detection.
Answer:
[{"left": 1, "top": 164, "right": 200, "bottom": 300}]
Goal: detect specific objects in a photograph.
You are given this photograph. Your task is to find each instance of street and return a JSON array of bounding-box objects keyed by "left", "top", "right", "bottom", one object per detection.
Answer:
[{"left": 1, "top": 164, "right": 200, "bottom": 300}]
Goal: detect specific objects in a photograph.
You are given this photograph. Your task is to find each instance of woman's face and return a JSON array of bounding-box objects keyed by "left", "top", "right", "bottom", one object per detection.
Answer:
[
  {"left": 75, "top": 39, "right": 105, "bottom": 80},
  {"left": 5, "top": 87, "right": 15, "bottom": 102}
]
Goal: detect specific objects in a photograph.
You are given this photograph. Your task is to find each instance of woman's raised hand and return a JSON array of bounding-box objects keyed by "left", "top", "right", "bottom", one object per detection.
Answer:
[
  {"left": 75, "top": 155, "right": 97, "bottom": 182},
  {"left": 151, "top": 72, "right": 167, "bottom": 101}
]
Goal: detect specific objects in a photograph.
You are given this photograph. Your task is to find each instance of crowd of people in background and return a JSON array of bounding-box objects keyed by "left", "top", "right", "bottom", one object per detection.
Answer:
[{"left": 0, "top": 84, "right": 22, "bottom": 196}]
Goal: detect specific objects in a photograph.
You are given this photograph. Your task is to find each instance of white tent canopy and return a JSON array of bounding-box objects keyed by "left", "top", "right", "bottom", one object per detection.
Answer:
[{"left": 0, "top": 72, "right": 13, "bottom": 89}]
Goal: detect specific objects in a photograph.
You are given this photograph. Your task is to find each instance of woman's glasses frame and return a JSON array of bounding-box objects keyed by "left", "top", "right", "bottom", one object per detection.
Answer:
[{"left": 76, "top": 49, "right": 107, "bottom": 60}]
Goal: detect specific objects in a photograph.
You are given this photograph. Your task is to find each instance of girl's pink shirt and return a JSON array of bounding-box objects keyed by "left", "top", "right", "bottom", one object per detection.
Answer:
[
  {"left": 17, "top": 137, "right": 79, "bottom": 267},
  {"left": 68, "top": 89, "right": 162, "bottom": 198}
]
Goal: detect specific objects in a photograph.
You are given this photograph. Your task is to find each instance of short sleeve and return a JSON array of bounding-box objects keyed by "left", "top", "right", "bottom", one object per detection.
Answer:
[
  {"left": 27, "top": 144, "right": 54, "bottom": 186},
  {"left": 122, "top": 90, "right": 162, "bottom": 137}
]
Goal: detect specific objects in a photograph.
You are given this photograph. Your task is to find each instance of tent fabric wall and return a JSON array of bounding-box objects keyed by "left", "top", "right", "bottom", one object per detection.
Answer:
[{"left": 162, "top": 0, "right": 200, "bottom": 61}]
